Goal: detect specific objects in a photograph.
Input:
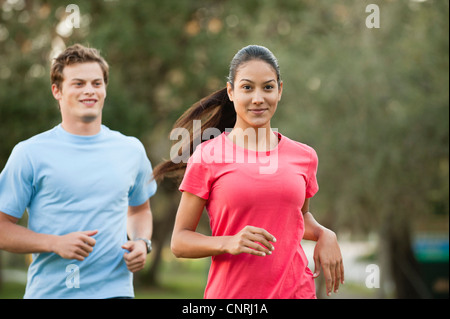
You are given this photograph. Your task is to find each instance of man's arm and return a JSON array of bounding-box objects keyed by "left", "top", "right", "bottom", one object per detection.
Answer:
[
  {"left": 122, "top": 200, "right": 153, "bottom": 273},
  {"left": 0, "top": 211, "right": 97, "bottom": 261}
]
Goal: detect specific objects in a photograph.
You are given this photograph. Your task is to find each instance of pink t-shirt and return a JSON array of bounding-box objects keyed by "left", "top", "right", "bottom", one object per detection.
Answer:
[{"left": 179, "top": 132, "right": 319, "bottom": 299}]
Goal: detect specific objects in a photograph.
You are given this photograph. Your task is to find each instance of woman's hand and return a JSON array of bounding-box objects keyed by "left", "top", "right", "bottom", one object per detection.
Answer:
[
  {"left": 172, "top": 193, "right": 277, "bottom": 259},
  {"left": 224, "top": 225, "right": 276, "bottom": 257},
  {"left": 312, "top": 229, "right": 345, "bottom": 296}
]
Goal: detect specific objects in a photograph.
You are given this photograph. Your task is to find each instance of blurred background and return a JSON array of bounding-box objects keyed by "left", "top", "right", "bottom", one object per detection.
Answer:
[{"left": 0, "top": 0, "right": 448, "bottom": 299}]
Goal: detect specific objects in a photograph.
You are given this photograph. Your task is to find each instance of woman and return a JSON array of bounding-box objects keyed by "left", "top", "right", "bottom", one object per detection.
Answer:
[{"left": 154, "top": 45, "right": 344, "bottom": 298}]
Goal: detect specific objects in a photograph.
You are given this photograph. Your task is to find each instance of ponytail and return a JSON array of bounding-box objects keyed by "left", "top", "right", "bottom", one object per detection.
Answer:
[
  {"left": 153, "top": 44, "right": 280, "bottom": 183},
  {"left": 152, "top": 87, "right": 235, "bottom": 182}
]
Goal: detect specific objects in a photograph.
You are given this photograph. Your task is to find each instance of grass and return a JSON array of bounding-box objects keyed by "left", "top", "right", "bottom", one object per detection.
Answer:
[
  {"left": 0, "top": 253, "right": 209, "bottom": 299},
  {"left": 135, "top": 256, "right": 209, "bottom": 299},
  {"left": 0, "top": 282, "right": 26, "bottom": 299},
  {"left": 0, "top": 248, "right": 382, "bottom": 299}
]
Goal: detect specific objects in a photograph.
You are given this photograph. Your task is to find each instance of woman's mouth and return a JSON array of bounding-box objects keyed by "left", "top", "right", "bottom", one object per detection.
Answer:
[{"left": 249, "top": 108, "right": 268, "bottom": 115}]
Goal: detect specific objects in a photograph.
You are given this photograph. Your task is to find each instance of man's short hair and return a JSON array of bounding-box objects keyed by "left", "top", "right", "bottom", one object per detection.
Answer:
[{"left": 51, "top": 44, "right": 109, "bottom": 91}]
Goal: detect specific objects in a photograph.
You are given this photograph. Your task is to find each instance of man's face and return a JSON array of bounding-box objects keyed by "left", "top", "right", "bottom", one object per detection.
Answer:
[{"left": 52, "top": 62, "right": 106, "bottom": 126}]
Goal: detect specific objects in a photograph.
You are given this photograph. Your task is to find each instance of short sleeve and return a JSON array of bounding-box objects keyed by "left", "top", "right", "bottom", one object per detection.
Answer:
[
  {"left": 305, "top": 147, "right": 319, "bottom": 198},
  {"left": 128, "top": 141, "right": 157, "bottom": 206},
  {"left": 179, "top": 147, "right": 213, "bottom": 200},
  {"left": 0, "top": 143, "right": 34, "bottom": 218}
]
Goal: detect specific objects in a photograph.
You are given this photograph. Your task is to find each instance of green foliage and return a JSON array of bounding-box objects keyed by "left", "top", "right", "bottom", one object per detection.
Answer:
[
  {"left": 1, "top": 0, "right": 448, "bottom": 293},
  {"left": 1, "top": 0, "right": 448, "bottom": 232}
]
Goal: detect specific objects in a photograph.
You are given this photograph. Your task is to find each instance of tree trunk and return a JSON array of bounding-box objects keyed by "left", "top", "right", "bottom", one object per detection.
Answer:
[
  {"left": 385, "top": 214, "right": 432, "bottom": 298},
  {"left": 136, "top": 191, "right": 179, "bottom": 287},
  {"left": 0, "top": 251, "right": 3, "bottom": 292}
]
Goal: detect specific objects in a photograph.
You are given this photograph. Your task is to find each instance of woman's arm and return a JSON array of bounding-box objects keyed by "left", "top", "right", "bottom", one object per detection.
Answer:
[
  {"left": 302, "top": 198, "right": 345, "bottom": 296},
  {"left": 171, "top": 191, "right": 276, "bottom": 258}
]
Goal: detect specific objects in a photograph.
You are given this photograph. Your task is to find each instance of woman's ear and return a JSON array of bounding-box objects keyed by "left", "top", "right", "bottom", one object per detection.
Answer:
[
  {"left": 278, "top": 81, "right": 283, "bottom": 101},
  {"left": 226, "top": 82, "right": 234, "bottom": 102}
]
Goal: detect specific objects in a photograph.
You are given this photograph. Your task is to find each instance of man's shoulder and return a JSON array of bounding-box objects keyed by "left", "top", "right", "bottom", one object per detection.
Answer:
[
  {"left": 13, "top": 126, "right": 59, "bottom": 152},
  {"left": 102, "top": 126, "right": 148, "bottom": 158},
  {"left": 103, "top": 126, "right": 144, "bottom": 147}
]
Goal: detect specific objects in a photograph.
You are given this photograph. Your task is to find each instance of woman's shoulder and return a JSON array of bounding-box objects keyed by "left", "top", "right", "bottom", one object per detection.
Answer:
[
  {"left": 280, "top": 134, "right": 317, "bottom": 157},
  {"left": 189, "top": 133, "right": 224, "bottom": 163}
]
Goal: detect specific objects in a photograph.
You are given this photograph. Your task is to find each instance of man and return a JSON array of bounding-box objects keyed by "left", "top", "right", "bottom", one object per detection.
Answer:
[{"left": 0, "top": 44, "right": 157, "bottom": 298}]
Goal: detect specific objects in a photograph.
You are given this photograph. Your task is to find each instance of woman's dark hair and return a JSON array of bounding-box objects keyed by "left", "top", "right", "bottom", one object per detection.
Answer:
[{"left": 152, "top": 45, "right": 281, "bottom": 182}]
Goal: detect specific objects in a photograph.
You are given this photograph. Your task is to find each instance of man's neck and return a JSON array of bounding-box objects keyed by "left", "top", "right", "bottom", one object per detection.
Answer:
[{"left": 61, "top": 119, "right": 102, "bottom": 136}]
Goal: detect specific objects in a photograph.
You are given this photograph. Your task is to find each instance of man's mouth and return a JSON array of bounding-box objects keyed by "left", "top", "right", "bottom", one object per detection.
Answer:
[{"left": 80, "top": 99, "right": 97, "bottom": 107}]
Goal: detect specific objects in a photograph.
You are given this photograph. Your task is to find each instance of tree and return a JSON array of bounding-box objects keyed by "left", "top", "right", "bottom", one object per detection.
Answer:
[{"left": 1, "top": 0, "right": 447, "bottom": 297}]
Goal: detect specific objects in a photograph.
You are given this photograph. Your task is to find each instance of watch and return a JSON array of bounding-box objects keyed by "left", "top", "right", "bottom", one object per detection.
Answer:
[{"left": 135, "top": 238, "right": 152, "bottom": 254}]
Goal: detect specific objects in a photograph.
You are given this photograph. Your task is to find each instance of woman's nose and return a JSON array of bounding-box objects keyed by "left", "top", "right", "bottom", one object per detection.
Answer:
[{"left": 252, "top": 90, "right": 264, "bottom": 104}]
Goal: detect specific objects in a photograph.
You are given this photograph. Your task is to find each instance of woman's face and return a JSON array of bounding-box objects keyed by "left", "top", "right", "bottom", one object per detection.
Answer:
[{"left": 227, "top": 59, "right": 283, "bottom": 130}]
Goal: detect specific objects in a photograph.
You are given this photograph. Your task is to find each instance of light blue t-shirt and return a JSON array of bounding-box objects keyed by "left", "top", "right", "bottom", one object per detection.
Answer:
[{"left": 0, "top": 124, "right": 157, "bottom": 299}]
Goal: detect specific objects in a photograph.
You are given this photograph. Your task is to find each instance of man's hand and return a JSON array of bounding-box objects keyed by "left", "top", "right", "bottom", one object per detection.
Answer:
[
  {"left": 122, "top": 240, "right": 148, "bottom": 273},
  {"left": 52, "top": 230, "right": 98, "bottom": 261}
]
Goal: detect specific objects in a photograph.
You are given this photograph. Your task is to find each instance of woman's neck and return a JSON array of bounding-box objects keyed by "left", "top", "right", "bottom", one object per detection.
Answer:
[{"left": 228, "top": 124, "right": 278, "bottom": 151}]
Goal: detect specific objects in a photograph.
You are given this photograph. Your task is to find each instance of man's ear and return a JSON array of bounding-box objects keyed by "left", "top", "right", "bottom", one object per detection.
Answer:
[{"left": 51, "top": 84, "right": 62, "bottom": 100}]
